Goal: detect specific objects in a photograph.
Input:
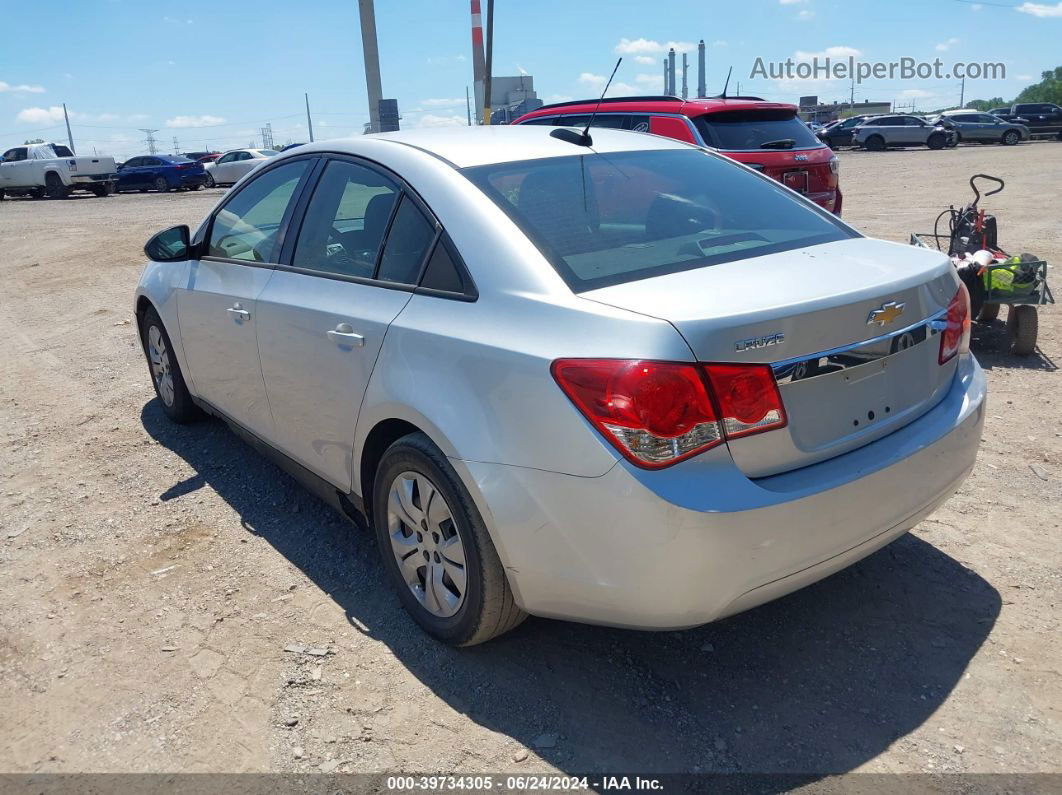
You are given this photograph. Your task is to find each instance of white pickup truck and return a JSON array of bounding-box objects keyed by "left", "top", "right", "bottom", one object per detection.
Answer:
[{"left": 0, "top": 142, "right": 118, "bottom": 199}]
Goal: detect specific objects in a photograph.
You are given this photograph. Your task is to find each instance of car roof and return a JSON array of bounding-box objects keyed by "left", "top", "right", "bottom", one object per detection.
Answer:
[
  {"left": 515, "top": 96, "right": 797, "bottom": 121},
  {"left": 288, "top": 125, "right": 692, "bottom": 169}
]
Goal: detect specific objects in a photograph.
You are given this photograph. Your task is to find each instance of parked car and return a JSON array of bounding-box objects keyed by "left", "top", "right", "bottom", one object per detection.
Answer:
[
  {"left": 280, "top": 142, "right": 306, "bottom": 152},
  {"left": 0, "top": 142, "right": 117, "bottom": 199},
  {"left": 929, "top": 110, "right": 1029, "bottom": 145},
  {"left": 180, "top": 151, "right": 219, "bottom": 162},
  {"left": 991, "top": 102, "right": 1062, "bottom": 139},
  {"left": 816, "top": 115, "right": 874, "bottom": 149},
  {"left": 987, "top": 107, "right": 1011, "bottom": 117},
  {"left": 852, "top": 115, "right": 954, "bottom": 151},
  {"left": 117, "top": 154, "right": 208, "bottom": 193},
  {"left": 513, "top": 95, "right": 843, "bottom": 215},
  {"left": 134, "top": 127, "right": 985, "bottom": 645},
  {"left": 204, "top": 148, "right": 279, "bottom": 187}
]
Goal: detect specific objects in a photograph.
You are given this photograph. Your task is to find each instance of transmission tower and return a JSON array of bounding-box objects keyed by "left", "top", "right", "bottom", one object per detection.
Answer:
[
  {"left": 139, "top": 128, "right": 160, "bottom": 155},
  {"left": 172, "top": 136, "right": 180, "bottom": 155},
  {"left": 260, "top": 123, "right": 274, "bottom": 150}
]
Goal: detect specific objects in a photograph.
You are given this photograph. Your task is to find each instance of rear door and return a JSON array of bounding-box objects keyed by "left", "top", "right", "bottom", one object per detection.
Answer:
[
  {"left": 255, "top": 156, "right": 437, "bottom": 488},
  {"left": 0, "top": 147, "right": 30, "bottom": 188},
  {"left": 176, "top": 158, "right": 312, "bottom": 438}
]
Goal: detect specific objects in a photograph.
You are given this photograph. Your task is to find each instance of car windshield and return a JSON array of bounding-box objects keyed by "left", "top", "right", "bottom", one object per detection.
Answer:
[
  {"left": 691, "top": 110, "right": 823, "bottom": 151},
  {"left": 463, "top": 149, "right": 855, "bottom": 292}
]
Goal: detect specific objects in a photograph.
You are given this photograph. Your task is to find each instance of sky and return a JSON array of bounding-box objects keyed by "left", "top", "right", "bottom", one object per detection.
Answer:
[{"left": 1, "top": 0, "right": 1060, "bottom": 160}]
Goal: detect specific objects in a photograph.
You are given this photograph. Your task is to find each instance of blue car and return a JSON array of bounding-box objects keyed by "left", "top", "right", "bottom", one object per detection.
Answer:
[{"left": 117, "top": 154, "right": 207, "bottom": 193}]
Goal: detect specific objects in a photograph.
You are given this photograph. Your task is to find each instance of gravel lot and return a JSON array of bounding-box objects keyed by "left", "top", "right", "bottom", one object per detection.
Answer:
[{"left": 0, "top": 142, "right": 1059, "bottom": 778}]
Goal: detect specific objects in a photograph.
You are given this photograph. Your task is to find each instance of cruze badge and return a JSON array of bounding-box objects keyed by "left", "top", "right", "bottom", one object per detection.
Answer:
[
  {"left": 735, "top": 333, "right": 785, "bottom": 352},
  {"left": 867, "top": 301, "right": 905, "bottom": 327}
]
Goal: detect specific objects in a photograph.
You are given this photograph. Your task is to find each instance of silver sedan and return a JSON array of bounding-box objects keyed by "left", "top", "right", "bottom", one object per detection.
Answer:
[{"left": 134, "top": 126, "right": 985, "bottom": 644}]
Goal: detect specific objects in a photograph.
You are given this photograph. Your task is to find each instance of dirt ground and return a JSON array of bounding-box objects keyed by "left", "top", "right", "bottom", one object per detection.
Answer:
[{"left": 0, "top": 141, "right": 1059, "bottom": 779}]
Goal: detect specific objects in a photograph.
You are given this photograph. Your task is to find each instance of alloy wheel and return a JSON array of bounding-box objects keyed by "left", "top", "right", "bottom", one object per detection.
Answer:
[
  {"left": 386, "top": 471, "right": 467, "bottom": 618},
  {"left": 147, "top": 325, "right": 175, "bottom": 406}
]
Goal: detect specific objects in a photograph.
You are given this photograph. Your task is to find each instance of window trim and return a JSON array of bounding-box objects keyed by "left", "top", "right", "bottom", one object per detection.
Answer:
[
  {"left": 272, "top": 151, "right": 478, "bottom": 301},
  {"left": 199, "top": 153, "right": 321, "bottom": 268}
]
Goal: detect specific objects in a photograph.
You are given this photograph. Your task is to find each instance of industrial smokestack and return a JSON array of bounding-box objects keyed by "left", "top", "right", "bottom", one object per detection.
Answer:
[
  {"left": 357, "top": 0, "right": 383, "bottom": 133},
  {"left": 663, "top": 58, "right": 669, "bottom": 95},
  {"left": 697, "top": 40, "right": 706, "bottom": 97},
  {"left": 668, "top": 48, "right": 676, "bottom": 96},
  {"left": 469, "top": 0, "right": 487, "bottom": 122},
  {"left": 681, "top": 53, "right": 688, "bottom": 99}
]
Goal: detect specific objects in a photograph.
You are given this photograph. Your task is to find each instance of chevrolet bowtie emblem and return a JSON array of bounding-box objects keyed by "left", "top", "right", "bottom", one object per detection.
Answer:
[{"left": 867, "top": 301, "right": 905, "bottom": 327}]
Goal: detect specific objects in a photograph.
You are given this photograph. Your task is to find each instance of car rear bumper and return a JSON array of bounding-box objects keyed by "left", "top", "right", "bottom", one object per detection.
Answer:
[
  {"left": 177, "top": 173, "right": 207, "bottom": 185},
  {"left": 458, "top": 353, "right": 985, "bottom": 629},
  {"left": 71, "top": 173, "right": 117, "bottom": 184}
]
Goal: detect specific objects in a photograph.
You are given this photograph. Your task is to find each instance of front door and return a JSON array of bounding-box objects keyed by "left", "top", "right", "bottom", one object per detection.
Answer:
[
  {"left": 177, "top": 158, "right": 311, "bottom": 439},
  {"left": 256, "top": 157, "right": 437, "bottom": 488}
]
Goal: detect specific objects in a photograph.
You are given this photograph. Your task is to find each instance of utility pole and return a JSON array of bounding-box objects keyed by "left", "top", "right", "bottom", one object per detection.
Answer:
[
  {"left": 668, "top": 48, "right": 676, "bottom": 96},
  {"left": 140, "top": 128, "right": 159, "bottom": 155},
  {"left": 62, "top": 103, "right": 75, "bottom": 153},
  {"left": 697, "top": 40, "right": 706, "bottom": 98},
  {"left": 358, "top": 0, "right": 384, "bottom": 133},
  {"left": 960, "top": 76, "right": 965, "bottom": 108},
  {"left": 465, "top": 86, "right": 472, "bottom": 125},
  {"left": 482, "top": 0, "right": 494, "bottom": 125},
  {"left": 663, "top": 58, "right": 669, "bottom": 94},
  {"left": 305, "top": 93, "right": 314, "bottom": 142},
  {"left": 850, "top": 75, "right": 855, "bottom": 110},
  {"left": 469, "top": 0, "right": 487, "bottom": 122}
]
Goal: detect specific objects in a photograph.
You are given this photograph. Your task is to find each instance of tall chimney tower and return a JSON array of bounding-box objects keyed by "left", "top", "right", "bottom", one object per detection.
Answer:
[
  {"left": 681, "top": 53, "right": 688, "bottom": 99},
  {"left": 697, "top": 40, "right": 706, "bottom": 97},
  {"left": 663, "top": 58, "right": 669, "bottom": 94},
  {"left": 469, "top": 0, "right": 487, "bottom": 122},
  {"left": 667, "top": 48, "right": 676, "bottom": 96}
]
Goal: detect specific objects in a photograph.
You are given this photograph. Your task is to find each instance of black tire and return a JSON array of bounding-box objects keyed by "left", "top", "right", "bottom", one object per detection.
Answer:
[
  {"left": 140, "top": 306, "right": 201, "bottom": 423},
  {"left": 1006, "top": 305, "right": 1038, "bottom": 355},
  {"left": 372, "top": 432, "right": 527, "bottom": 646},
  {"left": 927, "top": 132, "right": 945, "bottom": 150},
  {"left": 1002, "top": 130, "right": 1020, "bottom": 146},
  {"left": 190, "top": 183, "right": 203, "bottom": 191},
  {"left": 44, "top": 172, "right": 69, "bottom": 199},
  {"left": 154, "top": 176, "right": 170, "bottom": 193},
  {"left": 205, "top": 172, "right": 216, "bottom": 188},
  {"left": 977, "top": 303, "right": 1000, "bottom": 322},
  {"left": 0, "top": 188, "right": 5, "bottom": 201},
  {"left": 865, "top": 135, "right": 886, "bottom": 152}
]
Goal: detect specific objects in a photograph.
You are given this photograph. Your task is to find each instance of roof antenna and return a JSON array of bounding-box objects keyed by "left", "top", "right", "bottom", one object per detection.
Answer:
[
  {"left": 551, "top": 57, "right": 622, "bottom": 147},
  {"left": 720, "top": 66, "right": 732, "bottom": 98}
]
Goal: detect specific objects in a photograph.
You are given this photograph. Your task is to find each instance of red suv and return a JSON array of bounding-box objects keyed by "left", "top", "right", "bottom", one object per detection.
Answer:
[{"left": 513, "top": 95, "right": 841, "bottom": 215}]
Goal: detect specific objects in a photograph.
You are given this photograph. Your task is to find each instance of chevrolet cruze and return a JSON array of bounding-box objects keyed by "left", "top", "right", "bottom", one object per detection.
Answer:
[{"left": 134, "top": 125, "right": 985, "bottom": 645}]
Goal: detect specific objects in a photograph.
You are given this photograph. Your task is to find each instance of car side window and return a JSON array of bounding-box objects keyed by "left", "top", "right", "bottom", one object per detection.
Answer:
[
  {"left": 124, "top": 157, "right": 142, "bottom": 168},
  {"left": 145, "top": 157, "right": 162, "bottom": 166},
  {"left": 904, "top": 116, "right": 924, "bottom": 126},
  {"left": 207, "top": 160, "right": 308, "bottom": 263},
  {"left": 521, "top": 116, "right": 557, "bottom": 126},
  {"left": 3, "top": 147, "right": 27, "bottom": 161},
  {"left": 217, "top": 153, "right": 235, "bottom": 164},
  {"left": 236, "top": 152, "right": 252, "bottom": 161},
  {"left": 419, "top": 237, "right": 468, "bottom": 294},
  {"left": 376, "top": 195, "right": 437, "bottom": 285},
  {"left": 291, "top": 159, "right": 400, "bottom": 279}
]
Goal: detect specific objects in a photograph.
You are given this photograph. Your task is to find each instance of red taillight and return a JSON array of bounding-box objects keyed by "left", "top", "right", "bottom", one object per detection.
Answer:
[
  {"left": 938, "top": 284, "right": 971, "bottom": 365},
  {"left": 551, "top": 359, "right": 787, "bottom": 469},
  {"left": 703, "top": 363, "right": 788, "bottom": 439}
]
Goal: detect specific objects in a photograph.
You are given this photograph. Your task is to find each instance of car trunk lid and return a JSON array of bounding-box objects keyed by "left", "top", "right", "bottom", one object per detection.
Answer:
[{"left": 581, "top": 237, "right": 961, "bottom": 477}]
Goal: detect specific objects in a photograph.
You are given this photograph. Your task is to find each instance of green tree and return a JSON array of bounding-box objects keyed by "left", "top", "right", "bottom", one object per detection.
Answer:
[
  {"left": 1014, "top": 67, "right": 1062, "bottom": 104},
  {"left": 964, "top": 98, "right": 1005, "bottom": 111}
]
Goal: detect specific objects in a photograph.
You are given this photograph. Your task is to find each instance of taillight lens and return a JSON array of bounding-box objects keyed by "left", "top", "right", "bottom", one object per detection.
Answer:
[
  {"left": 938, "top": 284, "right": 971, "bottom": 365},
  {"left": 828, "top": 155, "right": 839, "bottom": 174},
  {"left": 551, "top": 359, "right": 787, "bottom": 469}
]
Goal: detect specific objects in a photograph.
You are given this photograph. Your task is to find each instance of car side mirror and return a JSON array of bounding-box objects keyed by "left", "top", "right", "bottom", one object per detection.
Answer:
[{"left": 145, "top": 225, "right": 191, "bottom": 262}]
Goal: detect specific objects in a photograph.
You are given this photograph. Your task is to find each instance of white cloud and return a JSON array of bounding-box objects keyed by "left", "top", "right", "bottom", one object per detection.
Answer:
[
  {"left": 779, "top": 0, "right": 806, "bottom": 4},
  {"left": 970, "top": 3, "right": 983, "bottom": 8},
  {"left": 797, "top": 9, "right": 815, "bottom": 19},
  {"left": 165, "top": 114, "right": 226, "bottom": 128},
  {"left": 16, "top": 106, "right": 148, "bottom": 125},
  {"left": 1016, "top": 1, "right": 1062, "bottom": 16},
  {"left": 579, "top": 73, "right": 639, "bottom": 96},
  {"left": 634, "top": 55, "right": 656, "bottom": 65},
  {"left": 635, "top": 73, "right": 664, "bottom": 90},
  {"left": 614, "top": 37, "right": 695, "bottom": 55},
  {"left": 0, "top": 81, "right": 46, "bottom": 94},
  {"left": 899, "top": 88, "right": 933, "bottom": 99},
  {"left": 794, "top": 46, "right": 861, "bottom": 60},
  {"left": 414, "top": 113, "right": 465, "bottom": 128},
  {"left": 426, "top": 54, "right": 467, "bottom": 65},
  {"left": 516, "top": 64, "right": 529, "bottom": 76},
  {"left": 421, "top": 97, "right": 466, "bottom": 108},
  {"left": 162, "top": 16, "right": 194, "bottom": 24},
  {"left": 16, "top": 106, "right": 65, "bottom": 124},
  {"left": 935, "top": 37, "right": 960, "bottom": 52},
  {"left": 544, "top": 93, "right": 573, "bottom": 103}
]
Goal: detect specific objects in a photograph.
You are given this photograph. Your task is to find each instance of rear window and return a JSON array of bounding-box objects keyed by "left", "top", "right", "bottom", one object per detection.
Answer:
[
  {"left": 692, "top": 110, "right": 823, "bottom": 151},
  {"left": 463, "top": 149, "right": 855, "bottom": 292},
  {"left": 51, "top": 145, "right": 74, "bottom": 157}
]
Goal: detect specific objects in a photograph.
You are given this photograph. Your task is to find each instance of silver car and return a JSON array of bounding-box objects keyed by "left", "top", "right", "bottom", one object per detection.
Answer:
[
  {"left": 931, "top": 110, "right": 1029, "bottom": 145},
  {"left": 134, "top": 126, "right": 985, "bottom": 645},
  {"left": 853, "top": 114, "right": 952, "bottom": 150}
]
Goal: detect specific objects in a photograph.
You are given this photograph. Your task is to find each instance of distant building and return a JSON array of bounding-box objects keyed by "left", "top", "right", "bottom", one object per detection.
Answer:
[
  {"left": 488, "top": 75, "right": 543, "bottom": 124},
  {"left": 798, "top": 96, "right": 891, "bottom": 124}
]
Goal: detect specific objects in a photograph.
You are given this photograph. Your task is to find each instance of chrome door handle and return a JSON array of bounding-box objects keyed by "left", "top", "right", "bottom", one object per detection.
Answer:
[
  {"left": 227, "top": 303, "right": 250, "bottom": 321},
  {"left": 327, "top": 323, "right": 365, "bottom": 347}
]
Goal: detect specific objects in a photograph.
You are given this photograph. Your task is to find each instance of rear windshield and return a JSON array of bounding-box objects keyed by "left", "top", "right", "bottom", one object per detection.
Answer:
[
  {"left": 463, "top": 149, "right": 855, "bottom": 292},
  {"left": 692, "top": 110, "right": 823, "bottom": 151},
  {"left": 51, "top": 145, "right": 74, "bottom": 157}
]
